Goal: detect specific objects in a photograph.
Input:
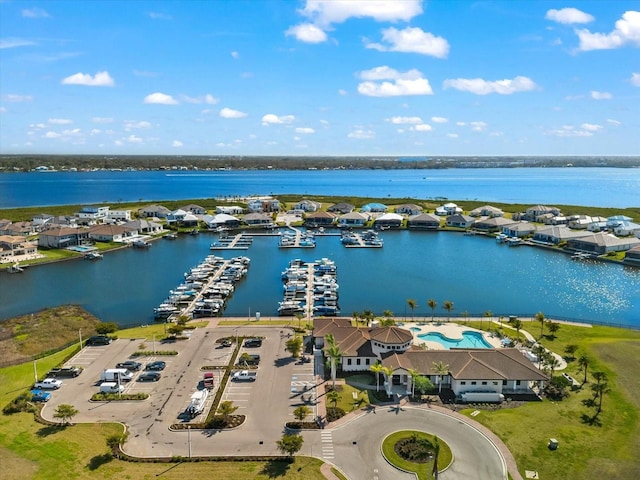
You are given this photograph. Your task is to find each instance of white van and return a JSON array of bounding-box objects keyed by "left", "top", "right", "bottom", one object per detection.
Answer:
[
  {"left": 99, "top": 382, "right": 124, "bottom": 394},
  {"left": 99, "top": 368, "right": 134, "bottom": 382}
]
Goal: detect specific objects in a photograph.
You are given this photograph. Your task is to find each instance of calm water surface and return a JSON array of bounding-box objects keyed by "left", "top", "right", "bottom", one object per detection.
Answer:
[{"left": 2, "top": 231, "right": 638, "bottom": 328}]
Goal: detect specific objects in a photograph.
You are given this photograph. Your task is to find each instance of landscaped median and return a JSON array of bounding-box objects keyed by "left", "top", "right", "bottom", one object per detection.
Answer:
[{"left": 381, "top": 430, "right": 452, "bottom": 480}]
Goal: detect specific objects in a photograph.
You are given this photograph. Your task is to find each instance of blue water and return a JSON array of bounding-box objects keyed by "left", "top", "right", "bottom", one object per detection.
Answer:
[
  {"left": 1, "top": 168, "right": 639, "bottom": 208},
  {"left": 416, "top": 331, "right": 493, "bottom": 349},
  {"left": 1, "top": 230, "right": 639, "bottom": 328}
]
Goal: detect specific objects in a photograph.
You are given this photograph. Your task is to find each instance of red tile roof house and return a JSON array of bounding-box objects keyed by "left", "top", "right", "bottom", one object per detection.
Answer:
[{"left": 313, "top": 318, "right": 547, "bottom": 400}]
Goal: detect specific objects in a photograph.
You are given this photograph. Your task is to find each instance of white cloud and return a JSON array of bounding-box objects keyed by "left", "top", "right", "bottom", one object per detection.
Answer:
[
  {"left": 413, "top": 124, "right": 432, "bottom": 132},
  {"left": 607, "top": 119, "right": 622, "bottom": 125},
  {"left": 179, "top": 93, "right": 219, "bottom": 105},
  {"left": 357, "top": 66, "right": 433, "bottom": 97},
  {"left": 348, "top": 129, "right": 375, "bottom": 139},
  {"left": 92, "top": 117, "right": 114, "bottom": 123},
  {"left": 470, "top": 121, "right": 488, "bottom": 132},
  {"left": 547, "top": 124, "right": 597, "bottom": 137},
  {"left": 295, "top": 127, "right": 315, "bottom": 134},
  {"left": 456, "top": 122, "right": 466, "bottom": 127},
  {"left": 48, "top": 118, "right": 72, "bottom": 125},
  {"left": 61, "top": 128, "right": 82, "bottom": 137},
  {"left": 338, "top": 89, "right": 348, "bottom": 96},
  {"left": 576, "top": 11, "right": 640, "bottom": 51},
  {"left": 0, "top": 38, "right": 36, "bottom": 49},
  {"left": 545, "top": 8, "right": 593, "bottom": 24},
  {"left": 231, "top": 51, "right": 240, "bottom": 59},
  {"left": 90, "top": 129, "right": 101, "bottom": 135},
  {"left": 581, "top": 123, "right": 602, "bottom": 132},
  {"left": 431, "top": 116, "right": 448, "bottom": 123},
  {"left": 126, "top": 134, "right": 144, "bottom": 144},
  {"left": 62, "top": 71, "right": 115, "bottom": 87},
  {"left": 143, "top": 92, "right": 178, "bottom": 104},
  {"left": 590, "top": 90, "right": 612, "bottom": 100},
  {"left": 220, "top": 107, "right": 247, "bottom": 119},
  {"left": 631, "top": 72, "right": 640, "bottom": 86},
  {"left": 262, "top": 114, "right": 295, "bottom": 125},
  {"left": 300, "top": 0, "right": 422, "bottom": 27},
  {"left": 22, "top": 7, "right": 50, "bottom": 18},
  {"left": 4, "top": 94, "right": 34, "bottom": 102},
  {"left": 124, "top": 120, "right": 152, "bottom": 130},
  {"left": 172, "top": 140, "right": 183, "bottom": 147},
  {"left": 447, "top": 133, "right": 459, "bottom": 138},
  {"left": 44, "top": 131, "right": 61, "bottom": 139},
  {"left": 29, "top": 123, "right": 46, "bottom": 129},
  {"left": 443, "top": 76, "right": 537, "bottom": 95},
  {"left": 285, "top": 23, "right": 328, "bottom": 43},
  {"left": 149, "top": 12, "right": 172, "bottom": 20},
  {"left": 387, "top": 116, "right": 423, "bottom": 124},
  {"left": 365, "top": 27, "right": 449, "bottom": 58}
]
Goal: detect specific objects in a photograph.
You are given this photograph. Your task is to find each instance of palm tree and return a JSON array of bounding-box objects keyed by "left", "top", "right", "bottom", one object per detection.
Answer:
[
  {"left": 362, "top": 309, "right": 374, "bottom": 326},
  {"left": 547, "top": 321, "right": 560, "bottom": 338},
  {"left": 591, "top": 371, "right": 611, "bottom": 415},
  {"left": 383, "top": 309, "right": 394, "bottom": 320},
  {"left": 443, "top": 301, "right": 454, "bottom": 322},
  {"left": 547, "top": 356, "right": 560, "bottom": 379},
  {"left": 461, "top": 310, "right": 469, "bottom": 324},
  {"left": 408, "top": 368, "right": 420, "bottom": 398},
  {"left": 512, "top": 318, "right": 522, "bottom": 341},
  {"left": 578, "top": 354, "right": 590, "bottom": 385},
  {"left": 427, "top": 299, "right": 437, "bottom": 322},
  {"left": 432, "top": 436, "right": 441, "bottom": 480},
  {"left": 370, "top": 362, "right": 383, "bottom": 392},
  {"left": 325, "top": 334, "right": 342, "bottom": 389},
  {"left": 432, "top": 361, "right": 449, "bottom": 393},
  {"left": 536, "top": 311, "right": 546, "bottom": 339},
  {"left": 407, "top": 299, "right": 417, "bottom": 321},
  {"left": 380, "top": 366, "right": 394, "bottom": 395},
  {"left": 326, "top": 389, "right": 340, "bottom": 408},
  {"left": 293, "top": 405, "right": 311, "bottom": 422},
  {"left": 483, "top": 310, "right": 492, "bottom": 330},
  {"left": 352, "top": 311, "right": 359, "bottom": 326}
]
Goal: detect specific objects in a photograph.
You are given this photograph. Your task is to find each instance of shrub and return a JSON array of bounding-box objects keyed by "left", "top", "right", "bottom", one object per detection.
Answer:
[
  {"left": 326, "top": 407, "right": 346, "bottom": 423},
  {"left": 95, "top": 322, "right": 119, "bottom": 334},
  {"left": 2, "top": 392, "right": 33, "bottom": 414}
]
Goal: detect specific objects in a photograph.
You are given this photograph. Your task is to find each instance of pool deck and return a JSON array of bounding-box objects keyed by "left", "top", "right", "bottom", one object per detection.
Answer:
[{"left": 399, "top": 321, "right": 506, "bottom": 349}]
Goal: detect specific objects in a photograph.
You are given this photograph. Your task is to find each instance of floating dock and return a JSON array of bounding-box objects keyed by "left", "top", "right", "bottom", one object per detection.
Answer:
[{"left": 210, "top": 233, "right": 254, "bottom": 250}]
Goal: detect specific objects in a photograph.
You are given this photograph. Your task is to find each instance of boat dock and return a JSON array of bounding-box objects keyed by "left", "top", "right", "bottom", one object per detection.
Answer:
[
  {"left": 278, "top": 227, "right": 316, "bottom": 248},
  {"left": 341, "top": 230, "right": 384, "bottom": 248},
  {"left": 210, "top": 233, "right": 254, "bottom": 250},
  {"left": 279, "top": 258, "right": 339, "bottom": 319}
]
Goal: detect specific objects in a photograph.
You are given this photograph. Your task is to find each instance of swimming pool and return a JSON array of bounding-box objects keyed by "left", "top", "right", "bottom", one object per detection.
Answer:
[
  {"left": 416, "top": 331, "right": 493, "bottom": 349},
  {"left": 68, "top": 245, "right": 95, "bottom": 253}
]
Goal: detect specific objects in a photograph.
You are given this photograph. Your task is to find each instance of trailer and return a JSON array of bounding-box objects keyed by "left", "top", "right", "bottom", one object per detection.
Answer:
[
  {"left": 460, "top": 392, "right": 505, "bottom": 403},
  {"left": 186, "top": 389, "right": 209, "bottom": 417},
  {"left": 203, "top": 372, "right": 215, "bottom": 390}
]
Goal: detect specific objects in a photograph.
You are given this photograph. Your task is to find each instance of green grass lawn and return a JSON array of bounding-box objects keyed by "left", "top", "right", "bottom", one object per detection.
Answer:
[{"left": 381, "top": 430, "right": 452, "bottom": 480}]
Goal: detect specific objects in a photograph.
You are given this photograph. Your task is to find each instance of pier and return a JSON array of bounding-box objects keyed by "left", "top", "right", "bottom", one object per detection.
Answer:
[
  {"left": 210, "top": 233, "right": 254, "bottom": 250},
  {"left": 341, "top": 230, "right": 384, "bottom": 248},
  {"left": 279, "top": 258, "right": 338, "bottom": 319},
  {"left": 278, "top": 226, "right": 316, "bottom": 248}
]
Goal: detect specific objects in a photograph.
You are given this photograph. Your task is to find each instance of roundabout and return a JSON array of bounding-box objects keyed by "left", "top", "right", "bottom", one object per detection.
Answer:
[{"left": 381, "top": 430, "right": 453, "bottom": 479}]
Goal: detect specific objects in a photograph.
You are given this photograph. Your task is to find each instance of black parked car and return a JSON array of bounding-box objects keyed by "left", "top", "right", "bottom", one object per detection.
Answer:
[
  {"left": 244, "top": 338, "right": 262, "bottom": 348},
  {"left": 47, "top": 367, "right": 82, "bottom": 378},
  {"left": 145, "top": 361, "right": 166, "bottom": 371},
  {"left": 116, "top": 360, "right": 142, "bottom": 371},
  {"left": 86, "top": 335, "right": 112, "bottom": 346},
  {"left": 138, "top": 371, "right": 161, "bottom": 382},
  {"left": 238, "top": 353, "right": 260, "bottom": 366}
]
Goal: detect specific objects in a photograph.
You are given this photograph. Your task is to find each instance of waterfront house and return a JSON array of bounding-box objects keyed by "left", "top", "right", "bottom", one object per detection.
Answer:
[
  {"left": 407, "top": 213, "right": 441, "bottom": 230},
  {"left": 473, "top": 217, "right": 517, "bottom": 233},
  {"left": 522, "top": 205, "right": 561, "bottom": 221},
  {"left": 394, "top": 204, "right": 423, "bottom": 215},
  {"left": 215, "top": 205, "right": 244, "bottom": 215},
  {"left": 567, "top": 215, "right": 607, "bottom": 230},
  {"left": 0, "top": 235, "right": 38, "bottom": 263},
  {"left": 203, "top": 214, "right": 241, "bottom": 229},
  {"left": 88, "top": 224, "right": 137, "bottom": 243},
  {"left": 502, "top": 221, "right": 536, "bottom": 238},
  {"left": 328, "top": 203, "right": 355, "bottom": 214},
  {"left": 469, "top": 205, "right": 504, "bottom": 218},
  {"left": 532, "top": 225, "right": 591, "bottom": 245},
  {"left": 0, "top": 221, "right": 36, "bottom": 237},
  {"left": 373, "top": 213, "right": 403, "bottom": 229},
  {"left": 32, "top": 213, "right": 54, "bottom": 231},
  {"left": 124, "top": 219, "right": 163, "bottom": 235},
  {"left": 293, "top": 199, "right": 322, "bottom": 212},
  {"left": 361, "top": 203, "right": 388, "bottom": 213},
  {"left": 304, "top": 211, "right": 336, "bottom": 227},
  {"left": 77, "top": 206, "right": 110, "bottom": 224},
  {"left": 624, "top": 245, "right": 640, "bottom": 266},
  {"left": 435, "top": 203, "right": 462, "bottom": 216},
  {"left": 337, "top": 212, "right": 368, "bottom": 227},
  {"left": 242, "top": 212, "right": 273, "bottom": 227},
  {"left": 247, "top": 198, "right": 280, "bottom": 213},
  {"left": 38, "top": 227, "right": 91, "bottom": 249},
  {"left": 446, "top": 214, "right": 474, "bottom": 229},
  {"left": 167, "top": 209, "right": 199, "bottom": 227},
  {"left": 138, "top": 205, "right": 171, "bottom": 219},
  {"left": 181, "top": 204, "right": 207, "bottom": 215},
  {"left": 613, "top": 221, "right": 640, "bottom": 237},
  {"left": 542, "top": 215, "right": 568, "bottom": 226},
  {"left": 107, "top": 209, "right": 132, "bottom": 222},
  {"left": 567, "top": 232, "right": 640, "bottom": 254},
  {"left": 607, "top": 215, "right": 632, "bottom": 228}
]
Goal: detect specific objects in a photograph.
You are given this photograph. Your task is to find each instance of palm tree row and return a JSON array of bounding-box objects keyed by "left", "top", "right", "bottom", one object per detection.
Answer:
[{"left": 405, "top": 298, "right": 455, "bottom": 323}]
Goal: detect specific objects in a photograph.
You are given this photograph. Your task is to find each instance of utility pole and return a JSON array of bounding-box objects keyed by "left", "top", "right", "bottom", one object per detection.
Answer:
[
  {"left": 188, "top": 426, "right": 192, "bottom": 459},
  {"left": 79, "top": 329, "right": 83, "bottom": 349}
]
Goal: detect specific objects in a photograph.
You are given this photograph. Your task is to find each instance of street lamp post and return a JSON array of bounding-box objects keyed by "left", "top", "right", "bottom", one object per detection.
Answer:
[
  {"left": 188, "top": 426, "right": 191, "bottom": 459},
  {"left": 79, "top": 329, "right": 83, "bottom": 349}
]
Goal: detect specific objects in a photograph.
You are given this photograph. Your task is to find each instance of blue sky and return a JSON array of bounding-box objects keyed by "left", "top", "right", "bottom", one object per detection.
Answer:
[{"left": 1, "top": 0, "right": 639, "bottom": 156}]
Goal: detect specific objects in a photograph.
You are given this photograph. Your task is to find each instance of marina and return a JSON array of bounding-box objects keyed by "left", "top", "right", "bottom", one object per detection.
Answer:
[
  {"left": 210, "top": 232, "right": 254, "bottom": 250},
  {"left": 341, "top": 230, "right": 384, "bottom": 248},
  {"left": 279, "top": 258, "right": 339, "bottom": 318},
  {"left": 278, "top": 228, "right": 316, "bottom": 248}
]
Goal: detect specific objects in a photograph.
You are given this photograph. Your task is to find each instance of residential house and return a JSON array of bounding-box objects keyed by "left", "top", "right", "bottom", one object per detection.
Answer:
[
  {"left": 567, "top": 215, "right": 607, "bottom": 230},
  {"left": 473, "top": 217, "right": 516, "bottom": 233},
  {"left": 407, "top": 213, "right": 441, "bottom": 230},
  {"left": 361, "top": 203, "right": 388, "bottom": 213},
  {"left": 532, "top": 225, "right": 591, "bottom": 245},
  {"left": 328, "top": 203, "right": 355, "bottom": 214},
  {"left": 181, "top": 204, "right": 207, "bottom": 215},
  {"left": 107, "top": 210, "right": 132, "bottom": 222},
  {"left": 469, "top": 205, "right": 503, "bottom": 218},
  {"left": 0, "top": 221, "right": 35, "bottom": 237},
  {"left": 88, "top": 224, "right": 137, "bottom": 243},
  {"left": 167, "top": 209, "right": 199, "bottom": 227},
  {"left": 0, "top": 235, "right": 38, "bottom": 263},
  {"left": 613, "top": 221, "right": 640, "bottom": 237},
  {"left": 394, "top": 204, "right": 423, "bottom": 215},
  {"left": 215, "top": 205, "right": 244, "bottom": 215},
  {"left": 337, "top": 212, "right": 368, "bottom": 228},
  {"left": 624, "top": 245, "right": 640, "bottom": 266},
  {"left": 606, "top": 215, "right": 632, "bottom": 228},
  {"left": 242, "top": 212, "right": 274, "bottom": 227},
  {"left": 522, "top": 205, "right": 561, "bottom": 221},
  {"left": 304, "top": 211, "right": 336, "bottom": 227},
  {"left": 32, "top": 213, "right": 54, "bottom": 231},
  {"left": 567, "top": 232, "right": 640, "bottom": 254},
  {"left": 542, "top": 215, "right": 568, "bottom": 226},
  {"left": 38, "top": 227, "right": 91, "bottom": 249},
  {"left": 293, "top": 200, "right": 322, "bottom": 212},
  {"left": 138, "top": 205, "right": 171, "bottom": 218},
  {"left": 373, "top": 213, "right": 403, "bottom": 229},
  {"left": 124, "top": 219, "right": 163, "bottom": 235},
  {"left": 435, "top": 202, "right": 462, "bottom": 216},
  {"left": 247, "top": 198, "right": 280, "bottom": 213},
  {"left": 501, "top": 221, "right": 536, "bottom": 238},
  {"left": 77, "top": 206, "right": 110, "bottom": 224},
  {"left": 202, "top": 214, "right": 241, "bottom": 229},
  {"left": 446, "top": 214, "right": 474, "bottom": 229}
]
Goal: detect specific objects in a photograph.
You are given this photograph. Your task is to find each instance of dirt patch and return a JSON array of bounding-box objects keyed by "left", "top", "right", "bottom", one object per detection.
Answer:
[{"left": 0, "top": 305, "right": 101, "bottom": 366}]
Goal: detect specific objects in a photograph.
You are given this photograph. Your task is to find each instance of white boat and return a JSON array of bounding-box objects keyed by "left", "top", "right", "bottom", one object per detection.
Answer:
[
  {"left": 186, "top": 389, "right": 209, "bottom": 417},
  {"left": 496, "top": 233, "right": 508, "bottom": 243},
  {"left": 7, "top": 263, "right": 25, "bottom": 273},
  {"left": 133, "top": 240, "right": 151, "bottom": 248},
  {"left": 506, "top": 237, "right": 523, "bottom": 246},
  {"left": 84, "top": 252, "right": 103, "bottom": 260}
]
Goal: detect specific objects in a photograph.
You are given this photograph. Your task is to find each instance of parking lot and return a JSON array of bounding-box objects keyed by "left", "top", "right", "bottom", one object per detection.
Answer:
[{"left": 41, "top": 325, "right": 317, "bottom": 457}]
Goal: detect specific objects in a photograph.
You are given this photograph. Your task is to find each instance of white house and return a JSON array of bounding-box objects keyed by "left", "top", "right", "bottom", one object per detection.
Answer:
[
  {"left": 216, "top": 205, "right": 244, "bottom": 215},
  {"left": 107, "top": 210, "right": 132, "bottom": 222},
  {"left": 293, "top": 200, "right": 322, "bottom": 212},
  {"left": 337, "top": 212, "right": 368, "bottom": 227},
  {"left": 435, "top": 203, "right": 462, "bottom": 216},
  {"left": 469, "top": 205, "right": 504, "bottom": 218},
  {"left": 77, "top": 206, "right": 110, "bottom": 222}
]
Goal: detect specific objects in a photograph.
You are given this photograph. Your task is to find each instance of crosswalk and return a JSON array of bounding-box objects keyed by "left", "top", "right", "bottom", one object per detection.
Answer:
[{"left": 320, "top": 431, "right": 334, "bottom": 459}]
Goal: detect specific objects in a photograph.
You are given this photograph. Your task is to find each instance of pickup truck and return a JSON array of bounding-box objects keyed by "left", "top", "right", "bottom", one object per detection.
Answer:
[
  {"left": 47, "top": 366, "right": 82, "bottom": 378},
  {"left": 30, "top": 389, "right": 52, "bottom": 402},
  {"left": 34, "top": 378, "right": 63, "bottom": 390},
  {"left": 232, "top": 370, "right": 257, "bottom": 382}
]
